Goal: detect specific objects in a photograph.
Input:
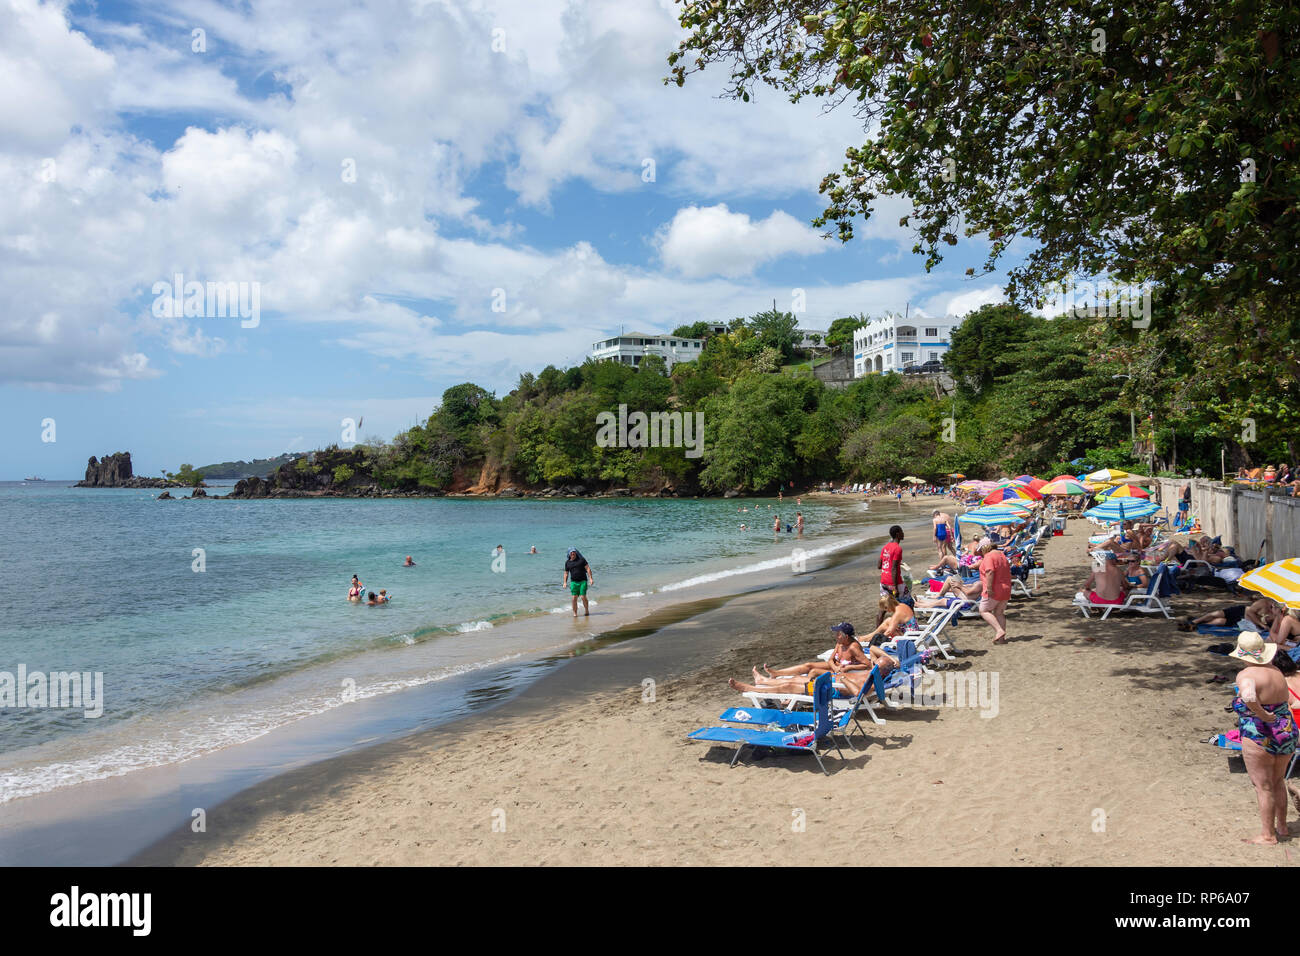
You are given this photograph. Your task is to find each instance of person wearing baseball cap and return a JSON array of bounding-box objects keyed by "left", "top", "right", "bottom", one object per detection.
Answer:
[{"left": 1229, "top": 631, "right": 1298, "bottom": 845}]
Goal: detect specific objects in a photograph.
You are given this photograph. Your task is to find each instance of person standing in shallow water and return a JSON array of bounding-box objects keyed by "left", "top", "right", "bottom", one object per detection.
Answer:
[{"left": 563, "top": 548, "right": 593, "bottom": 618}]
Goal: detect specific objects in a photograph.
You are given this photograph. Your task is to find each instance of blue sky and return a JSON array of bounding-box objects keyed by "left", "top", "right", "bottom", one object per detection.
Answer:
[{"left": 1, "top": 0, "right": 1020, "bottom": 478}]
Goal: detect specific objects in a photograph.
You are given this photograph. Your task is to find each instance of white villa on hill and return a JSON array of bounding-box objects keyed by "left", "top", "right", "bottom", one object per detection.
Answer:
[
  {"left": 853, "top": 314, "right": 962, "bottom": 376},
  {"left": 589, "top": 331, "right": 705, "bottom": 370}
]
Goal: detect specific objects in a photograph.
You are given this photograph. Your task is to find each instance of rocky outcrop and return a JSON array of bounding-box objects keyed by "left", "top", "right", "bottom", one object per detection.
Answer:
[
  {"left": 77, "top": 452, "right": 186, "bottom": 488},
  {"left": 220, "top": 446, "right": 700, "bottom": 500}
]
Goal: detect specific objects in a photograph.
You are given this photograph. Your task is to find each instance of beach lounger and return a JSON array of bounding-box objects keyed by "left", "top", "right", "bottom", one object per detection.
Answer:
[
  {"left": 901, "top": 603, "right": 964, "bottom": 659},
  {"left": 740, "top": 641, "right": 929, "bottom": 725},
  {"left": 1073, "top": 566, "right": 1175, "bottom": 620},
  {"left": 690, "top": 672, "right": 843, "bottom": 774},
  {"left": 718, "top": 665, "right": 885, "bottom": 748}
]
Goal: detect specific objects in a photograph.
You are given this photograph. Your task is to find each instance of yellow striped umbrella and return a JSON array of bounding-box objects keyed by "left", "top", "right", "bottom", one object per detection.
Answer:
[
  {"left": 1086, "top": 468, "right": 1130, "bottom": 482},
  {"left": 1240, "top": 559, "right": 1300, "bottom": 610}
]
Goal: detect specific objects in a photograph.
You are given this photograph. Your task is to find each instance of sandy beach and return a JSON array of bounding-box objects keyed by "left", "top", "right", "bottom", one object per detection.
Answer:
[{"left": 133, "top": 500, "right": 1300, "bottom": 867}]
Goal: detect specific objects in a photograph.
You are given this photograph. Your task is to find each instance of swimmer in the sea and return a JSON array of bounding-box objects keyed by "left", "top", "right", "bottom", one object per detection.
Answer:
[{"left": 403, "top": 555, "right": 415, "bottom": 567}]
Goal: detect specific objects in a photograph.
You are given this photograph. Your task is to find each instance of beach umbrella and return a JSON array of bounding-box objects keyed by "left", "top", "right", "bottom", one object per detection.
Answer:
[
  {"left": 1240, "top": 559, "right": 1300, "bottom": 610},
  {"left": 1086, "top": 468, "right": 1130, "bottom": 482},
  {"left": 901, "top": 476, "right": 924, "bottom": 484},
  {"left": 1048, "top": 474, "right": 1080, "bottom": 484},
  {"left": 1084, "top": 499, "right": 1159, "bottom": 523},
  {"left": 1014, "top": 474, "right": 1036, "bottom": 484},
  {"left": 960, "top": 505, "right": 1032, "bottom": 526},
  {"left": 1024, "top": 478, "right": 1049, "bottom": 493},
  {"left": 1039, "top": 478, "right": 1090, "bottom": 495},
  {"left": 1100, "top": 483, "right": 1150, "bottom": 499},
  {"left": 982, "top": 485, "right": 1043, "bottom": 504},
  {"left": 948, "top": 473, "right": 966, "bottom": 479}
]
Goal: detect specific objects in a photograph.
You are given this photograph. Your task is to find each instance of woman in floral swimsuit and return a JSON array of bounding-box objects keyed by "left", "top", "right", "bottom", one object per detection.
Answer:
[{"left": 1229, "top": 633, "right": 1298, "bottom": 845}]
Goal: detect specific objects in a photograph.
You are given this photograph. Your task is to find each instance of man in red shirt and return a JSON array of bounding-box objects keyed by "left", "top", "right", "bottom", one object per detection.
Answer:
[
  {"left": 878, "top": 525, "right": 909, "bottom": 613},
  {"left": 977, "top": 539, "right": 1012, "bottom": 644}
]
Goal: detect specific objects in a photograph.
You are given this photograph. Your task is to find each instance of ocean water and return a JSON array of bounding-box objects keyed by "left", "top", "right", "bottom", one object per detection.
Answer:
[{"left": 0, "top": 481, "right": 873, "bottom": 801}]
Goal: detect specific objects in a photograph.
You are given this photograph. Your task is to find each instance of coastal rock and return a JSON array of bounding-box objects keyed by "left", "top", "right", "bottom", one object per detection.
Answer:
[
  {"left": 497, "top": 487, "right": 520, "bottom": 497},
  {"left": 723, "top": 489, "right": 741, "bottom": 499},
  {"left": 76, "top": 452, "right": 186, "bottom": 488},
  {"left": 157, "top": 491, "right": 173, "bottom": 500},
  {"left": 190, "top": 488, "right": 207, "bottom": 498},
  {"left": 609, "top": 487, "right": 630, "bottom": 497},
  {"left": 230, "top": 476, "right": 271, "bottom": 498}
]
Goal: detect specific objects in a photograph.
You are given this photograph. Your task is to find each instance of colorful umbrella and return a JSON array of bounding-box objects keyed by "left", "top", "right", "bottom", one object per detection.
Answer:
[
  {"left": 1048, "top": 475, "right": 1080, "bottom": 484},
  {"left": 1084, "top": 499, "right": 1159, "bottom": 523},
  {"left": 959, "top": 505, "right": 1032, "bottom": 526},
  {"left": 1014, "top": 475, "right": 1036, "bottom": 484},
  {"left": 983, "top": 485, "right": 1044, "bottom": 504},
  {"left": 1024, "top": 478, "right": 1049, "bottom": 493},
  {"left": 1240, "top": 559, "right": 1300, "bottom": 610},
  {"left": 948, "top": 473, "right": 966, "bottom": 479},
  {"left": 1086, "top": 468, "right": 1130, "bottom": 482},
  {"left": 1039, "top": 478, "right": 1090, "bottom": 495},
  {"left": 1099, "top": 483, "right": 1150, "bottom": 499}
]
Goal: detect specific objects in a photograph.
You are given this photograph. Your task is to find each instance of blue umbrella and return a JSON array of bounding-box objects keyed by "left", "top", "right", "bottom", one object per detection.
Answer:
[
  {"left": 959, "top": 505, "right": 1032, "bottom": 526},
  {"left": 1084, "top": 499, "right": 1159, "bottom": 523}
]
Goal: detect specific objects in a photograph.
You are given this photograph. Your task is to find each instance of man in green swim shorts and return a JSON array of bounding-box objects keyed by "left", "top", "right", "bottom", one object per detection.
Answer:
[{"left": 564, "top": 548, "right": 594, "bottom": 618}]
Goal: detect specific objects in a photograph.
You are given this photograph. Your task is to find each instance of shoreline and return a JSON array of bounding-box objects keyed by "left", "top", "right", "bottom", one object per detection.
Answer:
[
  {"left": 129, "top": 513, "right": 1300, "bottom": 867},
  {"left": 1, "top": 496, "right": 935, "bottom": 865}
]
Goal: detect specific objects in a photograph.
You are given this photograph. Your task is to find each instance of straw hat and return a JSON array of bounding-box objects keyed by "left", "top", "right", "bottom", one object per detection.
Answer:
[{"left": 1228, "top": 631, "right": 1277, "bottom": 666}]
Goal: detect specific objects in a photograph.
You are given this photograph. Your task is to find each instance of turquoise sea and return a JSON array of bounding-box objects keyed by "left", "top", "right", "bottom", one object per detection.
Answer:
[{"left": 0, "top": 481, "right": 874, "bottom": 802}]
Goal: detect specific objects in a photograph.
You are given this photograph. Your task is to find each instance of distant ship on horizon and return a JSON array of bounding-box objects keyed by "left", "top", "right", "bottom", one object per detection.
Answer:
[{"left": 23, "top": 476, "right": 46, "bottom": 481}]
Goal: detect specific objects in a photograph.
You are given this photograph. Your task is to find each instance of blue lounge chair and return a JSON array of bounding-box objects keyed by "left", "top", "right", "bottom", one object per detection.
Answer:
[
  {"left": 688, "top": 672, "right": 843, "bottom": 774},
  {"left": 718, "top": 665, "right": 887, "bottom": 748}
]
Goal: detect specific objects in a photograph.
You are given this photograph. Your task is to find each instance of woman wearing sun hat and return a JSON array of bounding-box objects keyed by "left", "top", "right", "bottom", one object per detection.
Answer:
[{"left": 1229, "top": 631, "right": 1298, "bottom": 845}]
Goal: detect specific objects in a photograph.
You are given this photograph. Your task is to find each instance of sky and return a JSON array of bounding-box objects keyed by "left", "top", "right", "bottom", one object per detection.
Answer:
[{"left": 1, "top": 0, "right": 1020, "bottom": 479}]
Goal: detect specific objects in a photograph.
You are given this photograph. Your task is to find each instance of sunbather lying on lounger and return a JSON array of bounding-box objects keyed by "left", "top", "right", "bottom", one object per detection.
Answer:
[
  {"left": 1178, "top": 597, "right": 1274, "bottom": 632},
  {"left": 749, "top": 622, "right": 868, "bottom": 683},
  {"left": 1189, "top": 536, "right": 1229, "bottom": 565},
  {"left": 730, "top": 624, "right": 897, "bottom": 698},
  {"left": 913, "top": 575, "right": 978, "bottom": 608}
]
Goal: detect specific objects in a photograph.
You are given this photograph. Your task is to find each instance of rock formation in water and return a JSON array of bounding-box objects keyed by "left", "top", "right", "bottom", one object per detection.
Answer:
[{"left": 76, "top": 452, "right": 186, "bottom": 488}]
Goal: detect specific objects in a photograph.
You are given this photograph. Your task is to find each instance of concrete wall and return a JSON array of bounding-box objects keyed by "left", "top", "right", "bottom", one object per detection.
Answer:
[{"left": 1152, "top": 478, "right": 1300, "bottom": 562}]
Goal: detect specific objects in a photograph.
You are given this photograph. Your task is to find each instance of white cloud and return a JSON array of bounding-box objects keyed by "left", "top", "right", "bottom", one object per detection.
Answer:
[
  {"left": 656, "top": 205, "right": 827, "bottom": 278},
  {"left": 0, "top": 0, "right": 944, "bottom": 394},
  {"left": 934, "top": 286, "right": 1006, "bottom": 318}
]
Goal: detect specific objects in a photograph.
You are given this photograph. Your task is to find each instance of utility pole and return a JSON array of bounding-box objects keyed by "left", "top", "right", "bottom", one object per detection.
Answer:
[{"left": 1148, "top": 412, "right": 1156, "bottom": 476}]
